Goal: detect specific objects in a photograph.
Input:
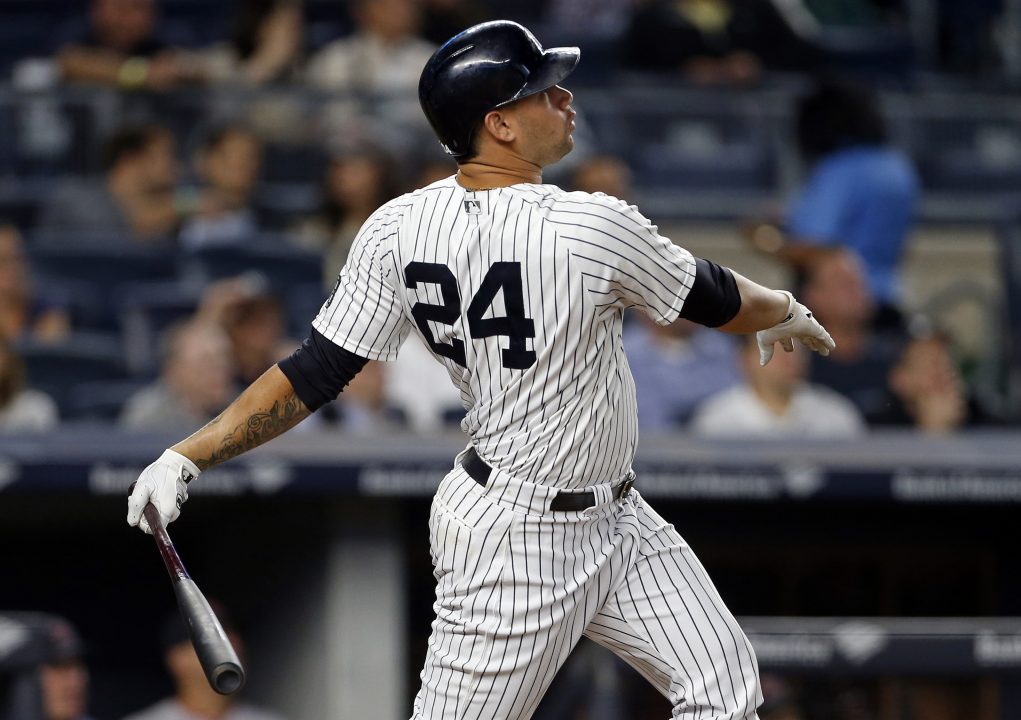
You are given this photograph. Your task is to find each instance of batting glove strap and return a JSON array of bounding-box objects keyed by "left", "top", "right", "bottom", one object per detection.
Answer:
[
  {"left": 756, "top": 291, "right": 836, "bottom": 366},
  {"left": 126, "top": 449, "right": 200, "bottom": 534}
]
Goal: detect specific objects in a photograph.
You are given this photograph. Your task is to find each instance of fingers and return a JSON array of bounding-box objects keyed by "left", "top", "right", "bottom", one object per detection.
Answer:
[
  {"left": 781, "top": 337, "right": 794, "bottom": 353},
  {"left": 126, "top": 481, "right": 151, "bottom": 528},
  {"left": 759, "top": 339, "right": 775, "bottom": 366}
]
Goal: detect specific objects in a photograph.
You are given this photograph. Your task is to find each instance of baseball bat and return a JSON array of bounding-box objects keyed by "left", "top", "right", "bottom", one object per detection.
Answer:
[{"left": 131, "top": 486, "right": 246, "bottom": 695}]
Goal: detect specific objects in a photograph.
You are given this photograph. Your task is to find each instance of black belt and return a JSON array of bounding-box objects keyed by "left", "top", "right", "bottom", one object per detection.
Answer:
[{"left": 461, "top": 447, "right": 634, "bottom": 512}]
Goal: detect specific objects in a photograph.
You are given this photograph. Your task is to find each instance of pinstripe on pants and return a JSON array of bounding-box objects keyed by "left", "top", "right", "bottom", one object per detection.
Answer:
[{"left": 411, "top": 460, "right": 762, "bottom": 720}]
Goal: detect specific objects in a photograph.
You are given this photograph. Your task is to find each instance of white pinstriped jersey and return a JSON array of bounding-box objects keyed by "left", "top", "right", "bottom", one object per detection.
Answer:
[{"left": 314, "top": 176, "right": 696, "bottom": 489}]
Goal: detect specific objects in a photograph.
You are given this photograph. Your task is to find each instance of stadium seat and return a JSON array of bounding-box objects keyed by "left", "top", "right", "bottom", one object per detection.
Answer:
[
  {"left": 915, "top": 114, "right": 1021, "bottom": 193},
  {"left": 585, "top": 87, "right": 777, "bottom": 192},
  {"left": 260, "top": 142, "right": 329, "bottom": 185},
  {"left": 28, "top": 243, "right": 178, "bottom": 331},
  {"left": 287, "top": 282, "right": 328, "bottom": 337},
  {"left": 117, "top": 281, "right": 204, "bottom": 374},
  {"left": 65, "top": 377, "right": 152, "bottom": 422},
  {"left": 18, "top": 332, "right": 129, "bottom": 417},
  {"left": 183, "top": 241, "right": 322, "bottom": 291}
]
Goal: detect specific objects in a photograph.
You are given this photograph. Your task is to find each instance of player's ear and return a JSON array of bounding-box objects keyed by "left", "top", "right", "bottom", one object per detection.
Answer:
[{"left": 481, "top": 109, "right": 516, "bottom": 144}]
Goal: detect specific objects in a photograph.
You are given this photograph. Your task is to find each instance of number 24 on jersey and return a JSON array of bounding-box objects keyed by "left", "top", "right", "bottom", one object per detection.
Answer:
[{"left": 405, "top": 261, "right": 536, "bottom": 370}]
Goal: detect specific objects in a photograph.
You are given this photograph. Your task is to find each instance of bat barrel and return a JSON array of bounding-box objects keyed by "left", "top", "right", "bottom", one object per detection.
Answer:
[{"left": 173, "top": 578, "right": 247, "bottom": 694}]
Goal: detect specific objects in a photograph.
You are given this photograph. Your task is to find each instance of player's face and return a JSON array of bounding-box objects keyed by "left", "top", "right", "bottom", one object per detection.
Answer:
[
  {"left": 511, "top": 85, "right": 576, "bottom": 167},
  {"left": 40, "top": 661, "right": 88, "bottom": 720}
]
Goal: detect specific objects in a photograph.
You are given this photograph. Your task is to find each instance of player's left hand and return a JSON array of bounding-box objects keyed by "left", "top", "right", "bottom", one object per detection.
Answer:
[
  {"left": 756, "top": 291, "right": 835, "bottom": 366},
  {"left": 126, "top": 449, "right": 199, "bottom": 534}
]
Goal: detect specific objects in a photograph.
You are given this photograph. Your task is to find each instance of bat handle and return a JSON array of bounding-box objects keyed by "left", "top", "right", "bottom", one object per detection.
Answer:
[{"left": 143, "top": 502, "right": 190, "bottom": 582}]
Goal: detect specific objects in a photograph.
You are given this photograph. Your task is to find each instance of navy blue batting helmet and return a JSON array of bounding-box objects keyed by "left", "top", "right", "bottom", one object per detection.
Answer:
[{"left": 418, "top": 21, "right": 580, "bottom": 159}]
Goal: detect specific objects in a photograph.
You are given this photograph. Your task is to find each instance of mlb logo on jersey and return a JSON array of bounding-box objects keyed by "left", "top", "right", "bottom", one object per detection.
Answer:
[{"left": 463, "top": 198, "right": 482, "bottom": 215}]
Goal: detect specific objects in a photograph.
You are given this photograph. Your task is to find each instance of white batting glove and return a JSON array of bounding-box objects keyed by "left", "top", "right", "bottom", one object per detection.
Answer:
[
  {"left": 126, "top": 449, "right": 200, "bottom": 534},
  {"left": 756, "top": 291, "right": 835, "bottom": 366}
]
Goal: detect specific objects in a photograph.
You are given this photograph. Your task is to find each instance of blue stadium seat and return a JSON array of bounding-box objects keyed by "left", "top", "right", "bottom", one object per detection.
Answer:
[
  {"left": 28, "top": 243, "right": 178, "bottom": 331},
  {"left": 159, "top": 0, "right": 228, "bottom": 47},
  {"left": 583, "top": 87, "right": 777, "bottom": 193},
  {"left": 184, "top": 241, "right": 322, "bottom": 291},
  {"left": 117, "top": 281, "right": 204, "bottom": 374},
  {"left": 0, "top": 94, "right": 101, "bottom": 178},
  {"left": 66, "top": 378, "right": 151, "bottom": 422},
  {"left": 18, "top": 332, "right": 129, "bottom": 417},
  {"left": 305, "top": 0, "right": 353, "bottom": 51},
  {"left": 287, "top": 282, "right": 328, "bottom": 338},
  {"left": 915, "top": 115, "right": 1021, "bottom": 193},
  {"left": 0, "top": 179, "right": 47, "bottom": 229},
  {"left": 260, "top": 142, "right": 330, "bottom": 185}
]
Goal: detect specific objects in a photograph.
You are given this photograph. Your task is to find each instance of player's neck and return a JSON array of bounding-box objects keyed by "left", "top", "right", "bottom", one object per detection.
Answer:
[{"left": 456, "top": 158, "right": 542, "bottom": 190}]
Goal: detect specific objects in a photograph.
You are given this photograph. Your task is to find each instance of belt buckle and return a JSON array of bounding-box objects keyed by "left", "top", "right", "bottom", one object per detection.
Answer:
[{"left": 619, "top": 473, "right": 635, "bottom": 499}]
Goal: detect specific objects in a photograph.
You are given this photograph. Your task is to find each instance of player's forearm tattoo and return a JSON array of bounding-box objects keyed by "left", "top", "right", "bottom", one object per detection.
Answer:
[{"left": 193, "top": 391, "right": 309, "bottom": 470}]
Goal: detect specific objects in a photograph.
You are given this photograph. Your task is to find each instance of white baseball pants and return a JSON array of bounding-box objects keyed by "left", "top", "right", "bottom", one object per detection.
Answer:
[{"left": 410, "top": 458, "right": 763, "bottom": 720}]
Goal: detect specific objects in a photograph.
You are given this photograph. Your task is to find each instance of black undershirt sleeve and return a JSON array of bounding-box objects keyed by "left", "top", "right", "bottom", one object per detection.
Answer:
[
  {"left": 677, "top": 257, "right": 742, "bottom": 328},
  {"left": 277, "top": 328, "right": 370, "bottom": 412}
]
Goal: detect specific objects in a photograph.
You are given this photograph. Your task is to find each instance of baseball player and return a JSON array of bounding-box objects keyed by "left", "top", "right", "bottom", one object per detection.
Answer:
[{"left": 128, "top": 20, "right": 835, "bottom": 720}]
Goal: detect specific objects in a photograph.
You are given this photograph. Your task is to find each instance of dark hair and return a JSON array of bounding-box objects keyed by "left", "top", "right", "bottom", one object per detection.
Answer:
[
  {"left": 796, "top": 76, "right": 887, "bottom": 163},
  {"left": 102, "top": 125, "right": 168, "bottom": 171}
]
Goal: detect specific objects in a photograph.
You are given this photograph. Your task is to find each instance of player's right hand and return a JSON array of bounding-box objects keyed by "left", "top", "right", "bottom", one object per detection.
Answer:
[
  {"left": 126, "top": 449, "right": 200, "bottom": 534},
  {"left": 756, "top": 291, "right": 835, "bottom": 366}
]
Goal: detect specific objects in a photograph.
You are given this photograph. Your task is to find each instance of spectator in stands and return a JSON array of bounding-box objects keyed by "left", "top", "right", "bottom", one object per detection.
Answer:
[
  {"left": 200, "top": 278, "right": 293, "bottom": 387},
  {"left": 0, "top": 340, "right": 59, "bottom": 431},
  {"left": 305, "top": 0, "right": 435, "bottom": 94},
  {"left": 120, "top": 320, "right": 236, "bottom": 430},
  {"left": 690, "top": 334, "right": 864, "bottom": 437},
  {"left": 624, "top": 315, "right": 741, "bottom": 430},
  {"left": 123, "top": 607, "right": 284, "bottom": 720},
  {"left": 37, "top": 124, "right": 180, "bottom": 246},
  {"left": 800, "top": 250, "right": 903, "bottom": 421},
  {"left": 0, "top": 225, "right": 70, "bottom": 344},
  {"left": 744, "top": 77, "right": 919, "bottom": 328},
  {"left": 570, "top": 155, "right": 634, "bottom": 201},
  {"left": 56, "top": 0, "right": 200, "bottom": 91},
  {"left": 180, "top": 125, "right": 264, "bottom": 250},
  {"left": 622, "top": 0, "right": 822, "bottom": 83},
  {"left": 874, "top": 320, "right": 997, "bottom": 433},
  {"left": 305, "top": 0, "right": 435, "bottom": 143},
  {"left": 335, "top": 360, "right": 408, "bottom": 434},
  {"left": 39, "top": 617, "right": 95, "bottom": 720},
  {"left": 293, "top": 146, "right": 400, "bottom": 285},
  {"left": 192, "top": 0, "right": 304, "bottom": 86}
]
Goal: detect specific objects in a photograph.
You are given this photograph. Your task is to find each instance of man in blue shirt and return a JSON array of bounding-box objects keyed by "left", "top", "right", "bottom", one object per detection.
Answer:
[{"left": 747, "top": 77, "right": 919, "bottom": 328}]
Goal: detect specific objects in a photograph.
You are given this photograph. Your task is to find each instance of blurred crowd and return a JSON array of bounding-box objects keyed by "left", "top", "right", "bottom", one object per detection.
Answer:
[
  {"left": 0, "top": 0, "right": 1013, "bottom": 440},
  {"left": 0, "top": 8, "right": 1010, "bottom": 435}
]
